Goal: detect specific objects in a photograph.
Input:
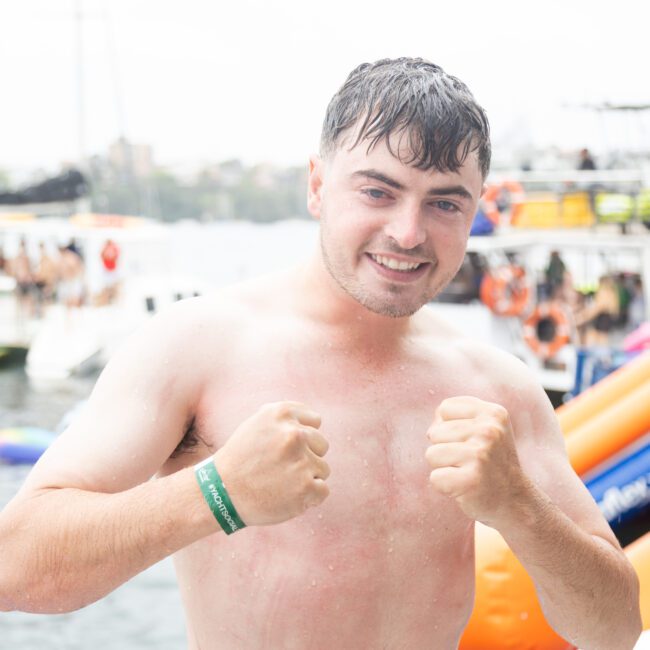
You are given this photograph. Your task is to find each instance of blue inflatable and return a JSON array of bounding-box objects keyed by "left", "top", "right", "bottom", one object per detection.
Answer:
[
  {"left": 0, "top": 427, "right": 57, "bottom": 464},
  {"left": 470, "top": 209, "right": 495, "bottom": 236},
  {"left": 586, "top": 441, "right": 650, "bottom": 529}
]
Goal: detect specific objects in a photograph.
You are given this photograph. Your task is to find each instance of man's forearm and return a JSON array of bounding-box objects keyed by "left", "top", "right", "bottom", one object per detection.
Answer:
[
  {"left": 0, "top": 466, "right": 219, "bottom": 613},
  {"left": 496, "top": 477, "right": 641, "bottom": 650}
]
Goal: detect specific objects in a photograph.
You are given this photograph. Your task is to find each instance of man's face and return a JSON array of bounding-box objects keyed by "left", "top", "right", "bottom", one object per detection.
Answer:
[{"left": 308, "top": 134, "right": 484, "bottom": 318}]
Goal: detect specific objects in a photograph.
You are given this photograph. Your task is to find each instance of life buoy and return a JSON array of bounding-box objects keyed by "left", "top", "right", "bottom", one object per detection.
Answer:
[
  {"left": 481, "top": 181, "right": 526, "bottom": 225},
  {"left": 523, "top": 303, "right": 571, "bottom": 358},
  {"left": 479, "top": 265, "right": 530, "bottom": 317}
]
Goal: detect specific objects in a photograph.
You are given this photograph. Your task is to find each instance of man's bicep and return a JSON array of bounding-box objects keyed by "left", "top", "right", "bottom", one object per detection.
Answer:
[
  {"left": 21, "top": 309, "right": 203, "bottom": 497},
  {"left": 515, "top": 387, "right": 619, "bottom": 546}
]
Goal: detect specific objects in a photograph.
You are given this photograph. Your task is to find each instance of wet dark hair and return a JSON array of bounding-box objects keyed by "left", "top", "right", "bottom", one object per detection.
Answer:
[{"left": 320, "top": 57, "right": 491, "bottom": 178}]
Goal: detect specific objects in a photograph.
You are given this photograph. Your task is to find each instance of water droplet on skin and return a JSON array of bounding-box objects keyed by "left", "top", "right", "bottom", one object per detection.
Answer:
[
  {"left": 363, "top": 459, "right": 368, "bottom": 467},
  {"left": 311, "top": 579, "right": 317, "bottom": 587},
  {"left": 520, "top": 612, "right": 529, "bottom": 620},
  {"left": 317, "top": 513, "right": 323, "bottom": 519},
  {"left": 388, "top": 547, "right": 393, "bottom": 553},
  {"left": 428, "top": 389, "right": 435, "bottom": 395},
  {"left": 253, "top": 572, "right": 259, "bottom": 578},
  {"left": 346, "top": 435, "right": 351, "bottom": 442},
  {"left": 328, "top": 565, "right": 334, "bottom": 571},
  {"left": 231, "top": 552, "right": 236, "bottom": 559},
  {"left": 399, "top": 365, "right": 405, "bottom": 371},
  {"left": 310, "top": 529, "right": 315, "bottom": 535}
]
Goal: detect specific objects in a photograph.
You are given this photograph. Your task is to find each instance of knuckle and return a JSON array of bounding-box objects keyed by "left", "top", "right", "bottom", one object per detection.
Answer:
[
  {"left": 283, "top": 426, "right": 304, "bottom": 449},
  {"left": 491, "top": 404, "right": 509, "bottom": 425},
  {"left": 474, "top": 443, "right": 490, "bottom": 465},
  {"left": 481, "top": 421, "right": 502, "bottom": 441},
  {"left": 274, "top": 402, "right": 294, "bottom": 419}
]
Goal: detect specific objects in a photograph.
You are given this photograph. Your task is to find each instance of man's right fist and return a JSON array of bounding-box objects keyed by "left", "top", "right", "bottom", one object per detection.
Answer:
[{"left": 212, "top": 401, "right": 330, "bottom": 527}]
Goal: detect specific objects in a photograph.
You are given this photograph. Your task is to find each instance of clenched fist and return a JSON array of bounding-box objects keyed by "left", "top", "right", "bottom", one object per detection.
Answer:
[
  {"left": 213, "top": 401, "right": 330, "bottom": 527},
  {"left": 425, "top": 396, "right": 526, "bottom": 526}
]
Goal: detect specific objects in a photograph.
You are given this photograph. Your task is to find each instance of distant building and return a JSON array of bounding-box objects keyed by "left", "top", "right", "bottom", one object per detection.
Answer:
[{"left": 108, "top": 138, "right": 154, "bottom": 178}]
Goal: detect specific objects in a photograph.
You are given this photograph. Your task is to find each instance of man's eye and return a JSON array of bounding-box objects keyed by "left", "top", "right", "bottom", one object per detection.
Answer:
[
  {"left": 435, "top": 200, "right": 458, "bottom": 212},
  {"left": 363, "top": 188, "right": 388, "bottom": 200}
]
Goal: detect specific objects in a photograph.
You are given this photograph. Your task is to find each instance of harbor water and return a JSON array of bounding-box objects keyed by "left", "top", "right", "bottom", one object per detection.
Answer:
[{"left": 0, "top": 360, "right": 187, "bottom": 649}]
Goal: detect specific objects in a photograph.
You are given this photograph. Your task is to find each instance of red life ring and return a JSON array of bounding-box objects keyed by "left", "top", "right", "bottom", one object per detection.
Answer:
[
  {"left": 481, "top": 181, "right": 526, "bottom": 225},
  {"left": 523, "top": 303, "right": 571, "bottom": 358},
  {"left": 480, "top": 265, "right": 530, "bottom": 317}
]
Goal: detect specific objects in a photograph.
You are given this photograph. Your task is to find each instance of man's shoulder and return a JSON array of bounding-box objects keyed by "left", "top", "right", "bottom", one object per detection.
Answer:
[
  {"left": 150, "top": 272, "right": 288, "bottom": 339},
  {"left": 415, "top": 306, "right": 537, "bottom": 387}
]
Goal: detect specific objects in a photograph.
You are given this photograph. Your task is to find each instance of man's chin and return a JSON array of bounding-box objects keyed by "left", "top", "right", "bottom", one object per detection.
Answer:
[{"left": 352, "top": 292, "right": 429, "bottom": 319}]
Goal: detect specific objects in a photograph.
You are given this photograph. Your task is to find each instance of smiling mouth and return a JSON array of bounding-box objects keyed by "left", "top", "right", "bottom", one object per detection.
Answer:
[{"left": 368, "top": 253, "right": 426, "bottom": 272}]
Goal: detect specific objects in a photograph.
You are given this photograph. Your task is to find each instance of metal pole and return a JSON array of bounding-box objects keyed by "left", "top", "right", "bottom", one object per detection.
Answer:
[{"left": 75, "top": 0, "right": 86, "bottom": 163}]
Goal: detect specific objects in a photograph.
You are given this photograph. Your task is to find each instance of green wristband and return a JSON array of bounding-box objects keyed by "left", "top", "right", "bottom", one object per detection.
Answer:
[{"left": 194, "top": 457, "right": 246, "bottom": 535}]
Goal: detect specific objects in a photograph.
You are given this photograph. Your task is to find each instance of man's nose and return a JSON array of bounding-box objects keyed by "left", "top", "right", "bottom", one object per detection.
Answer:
[{"left": 383, "top": 205, "right": 427, "bottom": 250}]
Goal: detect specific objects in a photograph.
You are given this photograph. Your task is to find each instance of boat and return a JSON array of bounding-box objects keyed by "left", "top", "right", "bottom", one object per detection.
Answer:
[
  {"left": 0, "top": 213, "right": 211, "bottom": 380},
  {"left": 430, "top": 223, "right": 650, "bottom": 402}
]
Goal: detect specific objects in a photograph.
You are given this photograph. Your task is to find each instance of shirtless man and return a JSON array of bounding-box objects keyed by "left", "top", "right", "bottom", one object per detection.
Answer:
[{"left": 0, "top": 58, "right": 641, "bottom": 649}]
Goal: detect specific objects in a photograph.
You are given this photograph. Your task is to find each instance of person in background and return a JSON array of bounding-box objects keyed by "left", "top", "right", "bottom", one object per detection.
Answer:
[
  {"left": 33, "top": 242, "right": 58, "bottom": 317},
  {"left": 66, "top": 237, "right": 84, "bottom": 261},
  {"left": 577, "top": 148, "right": 596, "bottom": 170},
  {"left": 576, "top": 275, "right": 620, "bottom": 347},
  {"left": 543, "top": 250, "right": 567, "bottom": 300},
  {"left": 8, "top": 237, "right": 34, "bottom": 323},
  {"left": 627, "top": 276, "right": 646, "bottom": 331},
  {"left": 98, "top": 239, "right": 121, "bottom": 305},
  {"left": 57, "top": 243, "right": 85, "bottom": 309}
]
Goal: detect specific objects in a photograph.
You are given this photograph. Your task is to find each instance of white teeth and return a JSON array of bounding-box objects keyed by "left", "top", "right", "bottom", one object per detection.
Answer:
[{"left": 371, "top": 254, "right": 422, "bottom": 271}]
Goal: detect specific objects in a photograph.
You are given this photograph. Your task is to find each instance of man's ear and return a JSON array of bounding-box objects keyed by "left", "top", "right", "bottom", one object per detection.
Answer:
[{"left": 307, "top": 154, "right": 323, "bottom": 220}]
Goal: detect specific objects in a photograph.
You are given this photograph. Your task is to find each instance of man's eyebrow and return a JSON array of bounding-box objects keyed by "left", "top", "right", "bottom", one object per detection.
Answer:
[
  {"left": 351, "top": 169, "right": 405, "bottom": 191},
  {"left": 426, "top": 185, "right": 473, "bottom": 201},
  {"left": 351, "top": 169, "right": 473, "bottom": 201}
]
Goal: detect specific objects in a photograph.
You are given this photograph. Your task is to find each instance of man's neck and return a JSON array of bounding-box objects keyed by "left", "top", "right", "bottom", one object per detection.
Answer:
[{"left": 291, "top": 252, "right": 415, "bottom": 353}]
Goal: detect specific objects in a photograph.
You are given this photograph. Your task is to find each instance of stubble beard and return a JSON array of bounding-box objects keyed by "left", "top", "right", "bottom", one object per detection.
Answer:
[{"left": 319, "top": 228, "right": 453, "bottom": 318}]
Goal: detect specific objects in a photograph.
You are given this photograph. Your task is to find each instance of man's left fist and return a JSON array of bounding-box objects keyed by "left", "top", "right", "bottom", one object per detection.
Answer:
[{"left": 425, "top": 396, "right": 526, "bottom": 526}]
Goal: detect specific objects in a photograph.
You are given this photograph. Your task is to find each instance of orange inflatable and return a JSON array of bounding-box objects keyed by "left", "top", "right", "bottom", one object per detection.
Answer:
[
  {"left": 480, "top": 265, "right": 531, "bottom": 317},
  {"left": 460, "top": 524, "right": 575, "bottom": 650},
  {"left": 627, "top": 533, "right": 650, "bottom": 629},
  {"left": 565, "top": 379, "right": 650, "bottom": 476},
  {"left": 461, "top": 528, "right": 650, "bottom": 650},
  {"left": 556, "top": 351, "right": 650, "bottom": 436}
]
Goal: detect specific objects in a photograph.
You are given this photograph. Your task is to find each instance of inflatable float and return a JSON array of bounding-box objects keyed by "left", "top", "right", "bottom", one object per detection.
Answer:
[{"left": 0, "top": 427, "right": 57, "bottom": 464}]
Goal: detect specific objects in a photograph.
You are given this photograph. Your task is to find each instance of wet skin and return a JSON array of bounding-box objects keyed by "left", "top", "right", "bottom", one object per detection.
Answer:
[
  {"left": 163, "top": 299, "right": 485, "bottom": 649},
  {"left": 14, "top": 139, "right": 628, "bottom": 648}
]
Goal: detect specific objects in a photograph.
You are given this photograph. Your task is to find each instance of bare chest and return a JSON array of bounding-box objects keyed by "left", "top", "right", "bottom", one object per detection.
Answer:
[{"left": 172, "top": 339, "right": 477, "bottom": 647}]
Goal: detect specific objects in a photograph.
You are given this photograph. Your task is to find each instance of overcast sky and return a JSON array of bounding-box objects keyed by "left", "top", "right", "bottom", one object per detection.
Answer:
[{"left": 2, "top": 0, "right": 650, "bottom": 175}]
